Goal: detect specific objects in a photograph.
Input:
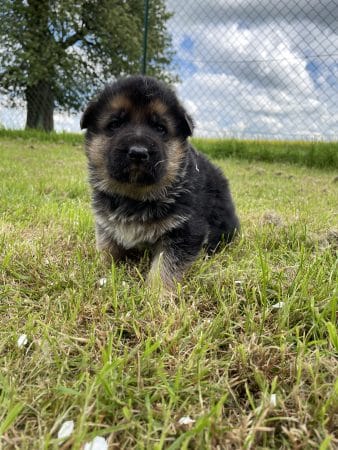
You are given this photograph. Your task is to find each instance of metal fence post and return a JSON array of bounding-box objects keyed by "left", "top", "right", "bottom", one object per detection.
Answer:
[{"left": 141, "top": 0, "right": 149, "bottom": 75}]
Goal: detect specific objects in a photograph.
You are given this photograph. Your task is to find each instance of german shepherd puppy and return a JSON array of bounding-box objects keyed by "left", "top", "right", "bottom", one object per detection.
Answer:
[{"left": 81, "top": 76, "right": 239, "bottom": 290}]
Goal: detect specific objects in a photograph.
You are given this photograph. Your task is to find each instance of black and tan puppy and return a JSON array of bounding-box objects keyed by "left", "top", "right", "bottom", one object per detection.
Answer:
[{"left": 81, "top": 76, "right": 239, "bottom": 291}]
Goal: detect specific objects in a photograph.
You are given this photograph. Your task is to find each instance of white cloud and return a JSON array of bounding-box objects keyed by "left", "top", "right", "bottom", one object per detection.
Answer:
[
  {"left": 168, "top": 0, "right": 338, "bottom": 140},
  {"left": 167, "top": 0, "right": 338, "bottom": 31},
  {"left": 176, "top": 69, "right": 336, "bottom": 140},
  {"left": 192, "top": 24, "right": 314, "bottom": 94}
]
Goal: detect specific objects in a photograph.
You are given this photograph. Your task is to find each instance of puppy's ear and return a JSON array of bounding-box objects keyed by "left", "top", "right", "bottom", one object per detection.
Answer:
[
  {"left": 178, "top": 108, "right": 194, "bottom": 138},
  {"left": 183, "top": 112, "right": 194, "bottom": 137},
  {"left": 80, "top": 100, "right": 97, "bottom": 130}
]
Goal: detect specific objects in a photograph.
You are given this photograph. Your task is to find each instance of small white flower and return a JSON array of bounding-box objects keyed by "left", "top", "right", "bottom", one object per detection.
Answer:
[
  {"left": 57, "top": 420, "right": 74, "bottom": 440},
  {"left": 83, "top": 436, "right": 108, "bottom": 450},
  {"left": 270, "top": 394, "right": 277, "bottom": 407},
  {"left": 271, "top": 302, "right": 285, "bottom": 309},
  {"left": 98, "top": 277, "right": 107, "bottom": 287},
  {"left": 178, "top": 416, "right": 195, "bottom": 426},
  {"left": 17, "top": 334, "right": 28, "bottom": 348}
]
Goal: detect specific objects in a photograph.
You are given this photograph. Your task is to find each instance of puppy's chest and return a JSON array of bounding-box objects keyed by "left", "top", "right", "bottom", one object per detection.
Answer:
[{"left": 96, "top": 207, "right": 187, "bottom": 249}]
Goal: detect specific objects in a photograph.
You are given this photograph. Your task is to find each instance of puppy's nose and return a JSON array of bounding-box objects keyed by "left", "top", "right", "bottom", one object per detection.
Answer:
[{"left": 128, "top": 146, "right": 149, "bottom": 161}]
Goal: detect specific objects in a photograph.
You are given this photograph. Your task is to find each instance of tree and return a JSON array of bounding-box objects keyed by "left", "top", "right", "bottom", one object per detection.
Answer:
[{"left": 0, "top": 0, "right": 175, "bottom": 131}]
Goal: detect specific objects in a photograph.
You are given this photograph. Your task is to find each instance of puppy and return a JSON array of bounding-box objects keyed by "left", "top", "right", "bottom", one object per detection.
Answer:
[{"left": 81, "top": 76, "right": 239, "bottom": 291}]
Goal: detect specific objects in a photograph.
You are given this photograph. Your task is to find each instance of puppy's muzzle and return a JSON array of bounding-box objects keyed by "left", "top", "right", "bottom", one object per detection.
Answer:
[{"left": 128, "top": 146, "right": 149, "bottom": 162}]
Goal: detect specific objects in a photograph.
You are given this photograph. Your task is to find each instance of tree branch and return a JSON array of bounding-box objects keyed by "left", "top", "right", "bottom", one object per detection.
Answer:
[{"left": 61, "top": 29, "right": 86, "bottom": 49}]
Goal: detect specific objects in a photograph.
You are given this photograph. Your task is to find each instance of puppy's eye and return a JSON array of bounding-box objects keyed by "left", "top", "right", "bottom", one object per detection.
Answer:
[
  {"left": 107, "top": 117, "right": 124, "bottom": 131},
  {"left": 153, "top": 122, "right": 167, "bottom": 135}
]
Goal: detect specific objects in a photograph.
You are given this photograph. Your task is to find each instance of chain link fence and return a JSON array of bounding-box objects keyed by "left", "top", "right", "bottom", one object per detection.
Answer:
[
  {"left": 1, "top": 0, "right": 338, "bottom": 141},
  {"left": 166, "top": 0, "right": 338, "bottom": 141}
]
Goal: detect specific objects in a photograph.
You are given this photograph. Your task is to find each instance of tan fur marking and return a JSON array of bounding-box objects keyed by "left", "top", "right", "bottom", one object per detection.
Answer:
[
  {"left": 148, "top": 99, "right": 168, "bottom": 116},
  {"left": 148, "top": 99, "right": 175, "bottom": 135},
  {"left": 86, "top": 135, "right": 109, "bottom": 171},
  {"left": 164, "top": 139, "right": 185, "bottom": 185},
  {"left": 110, "top": 95, "right": 132, "bottom": 113},
  {"left": 96, "top": 95, "right": 132, "bottom": 129}
]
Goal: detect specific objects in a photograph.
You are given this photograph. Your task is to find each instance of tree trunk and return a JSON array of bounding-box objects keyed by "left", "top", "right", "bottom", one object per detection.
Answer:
[{"left": 25, "top": 81, "right": 54, "bottom": 132}]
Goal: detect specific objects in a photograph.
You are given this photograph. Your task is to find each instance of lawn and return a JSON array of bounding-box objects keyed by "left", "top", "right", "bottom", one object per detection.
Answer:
[{"left": 0, "top": 134, "right": 337, "bottom": 449}]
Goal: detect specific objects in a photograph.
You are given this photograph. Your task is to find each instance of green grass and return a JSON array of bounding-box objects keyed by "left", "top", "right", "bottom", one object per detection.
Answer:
[
  {"left": 193, "top": 138, "right": 338, "bottom": 170},
  {"left": 1, "top": 129, "right": 337, "bottom": 169},
  {"left": 0, "top": 134, "right": 337, "bottom": 449},
  {"left": 0, "top": 128, "right": 83, "bottom": 145}
]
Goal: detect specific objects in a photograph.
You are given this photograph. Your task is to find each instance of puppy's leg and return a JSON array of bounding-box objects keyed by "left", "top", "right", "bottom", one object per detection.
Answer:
[
  {"left": 148, "top": 247, "right": 179, "bottom": 293},
  {"left": 148, "top": 231, "right": 205, "bottom": 296},
  {"left": 95, "top": 222, "right": 126, "bottom": 262}
]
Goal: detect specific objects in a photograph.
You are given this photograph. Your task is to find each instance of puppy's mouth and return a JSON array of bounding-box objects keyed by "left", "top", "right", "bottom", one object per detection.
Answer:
[{"left": 126, "top": 163, "right": 155, "bottom": 185}]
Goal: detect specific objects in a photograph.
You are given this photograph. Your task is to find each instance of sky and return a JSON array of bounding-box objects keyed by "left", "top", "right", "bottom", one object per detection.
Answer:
[
  {"left": 1, "top": 0, "right": 338, "bottom": 140},
  {"left": 166, "top": 0, "right": 338, "bottom": 140}
]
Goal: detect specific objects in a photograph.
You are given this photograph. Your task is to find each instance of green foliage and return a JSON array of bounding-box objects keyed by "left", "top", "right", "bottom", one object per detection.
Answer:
[{"left": 0, "top": 0, "right": 175, "bottom": 111}]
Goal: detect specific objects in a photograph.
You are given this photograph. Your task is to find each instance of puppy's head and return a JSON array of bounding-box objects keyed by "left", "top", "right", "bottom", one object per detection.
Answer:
[{"left": 81, "top": 76, "right": 194, "bottom": 197}]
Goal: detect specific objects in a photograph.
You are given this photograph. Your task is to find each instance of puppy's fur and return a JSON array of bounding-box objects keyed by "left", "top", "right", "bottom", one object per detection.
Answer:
[{"left": 81, "top": 76, "right": 239, "bottom": 289}]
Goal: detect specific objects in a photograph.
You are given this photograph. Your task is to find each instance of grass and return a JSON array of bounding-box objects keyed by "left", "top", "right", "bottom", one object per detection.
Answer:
[
  {"left": 193, "top": 138, "right": 338, "bottom": 170},
  {"left": 0, "top": 128, "right": 83, "bottom": 145},
  {"left": 0, "top": 133, "right": 337, "bottom": 449},
  {"left": 1, "top": 129, "right": 337, "bottom": 169}
]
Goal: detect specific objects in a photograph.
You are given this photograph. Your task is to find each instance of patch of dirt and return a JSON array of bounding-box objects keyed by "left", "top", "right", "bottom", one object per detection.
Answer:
[{"left": 261, "top": 211, "right": 284, "bottom": 227}]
